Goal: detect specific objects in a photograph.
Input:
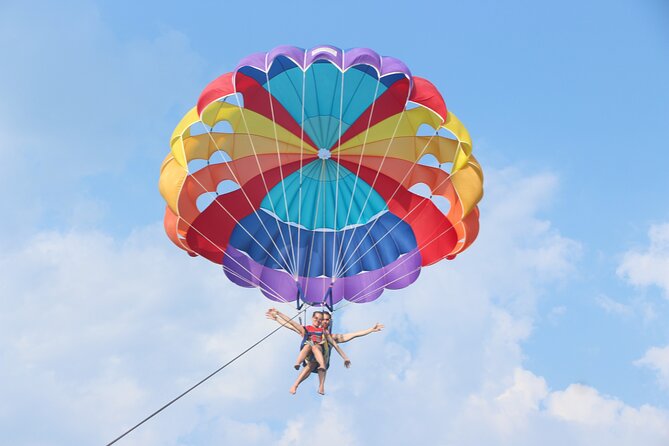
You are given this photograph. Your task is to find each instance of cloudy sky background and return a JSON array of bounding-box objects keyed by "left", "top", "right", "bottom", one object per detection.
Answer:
[{"left": 1, "top": 1, "right": 668, "bottom": 444}]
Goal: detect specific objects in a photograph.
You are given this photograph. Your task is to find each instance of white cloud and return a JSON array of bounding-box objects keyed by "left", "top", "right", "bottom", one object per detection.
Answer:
[
  {"left": 595, "top": 293, "right": 658, "bottom": 323},
  {"left": 449, "top": 369, "right": 669, "bottom": 446},
  {"left": 636, "top": 345, "right": 669, "bottom": 390},
  {"left": 0, "top": 224, "right": 274, "bottom": 444},
  {"left": 596, "top": 294, "right": 633, "bottom": 316},
  {"left": 545, "top": 383, "right": 669, "bottom": 444},
  {"left": 618, "top": 223, "right": 669, "bottom": 297},
  {"left": 547, "top": 383, "right": 623, "bottom": 426},
  {"left": 277, "top": 401, "right": 359, "bottom": 446},
  {"left": 463, "top": 368, "right": 549, "bottom": 435}
]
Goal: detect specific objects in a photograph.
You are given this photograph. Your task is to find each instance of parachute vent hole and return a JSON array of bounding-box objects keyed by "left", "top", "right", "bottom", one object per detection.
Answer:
[
  {"left": 417, "top": 154, "right": 440, "bottom": 168},
  {"left": 408, "top": 183, "right": 451, "bottom": 216},
  {"left": 405, "top": 101, "right": 421, "bottom": 110},
  {"left": 440, "top": 161, "right": 453, "bottom": 174},
  {"left": 217, "top": 180, "right": 241, "bottom": 195},
  {"left": 416, "top": 123, "right": 438, "bottom": 137},
  {"left": 196, "top": 194, "right": 216, "bottom": 212},
  {"left": 195, "top": 180, "right": 241, "bottom": 212},
  {"left": 188, "top": 125, "right": 209, "bottom": 137},
  {"left": 408, "top": 183, "right": 432, "bottom": 199},
  {"left": 416, "top": 155, "right": 453, "bottom": 174},
  {"left": 431, "top": 195, "right": 451, "bottom": 216},
  {"left": 210, "top": 150, "right": 232, "bottom": 164},
  {"left": 187, "top": 159, "right": 209, "bottom": 174},
  {"left": 222, "top": 93, "right": 244, "bottom": 108},
  {"left": 438, "top": 126, "right": 458, "bottom": 140},
  {"left": 211, "top": 120, "right": 234, "bottom": 134},
  {"left": 186, "top": 151, "right": 232, "bottom": 175}
]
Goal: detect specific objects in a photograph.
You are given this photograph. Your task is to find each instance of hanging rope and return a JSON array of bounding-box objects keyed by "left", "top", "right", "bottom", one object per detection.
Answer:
[{"left": 106, "top": 310, "right": 302, "bottom": 446}]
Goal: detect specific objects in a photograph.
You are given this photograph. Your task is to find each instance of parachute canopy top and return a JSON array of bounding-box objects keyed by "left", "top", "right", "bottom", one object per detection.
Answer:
[{"left": 159, "top": 45, "right": 483, "bottom": 306}]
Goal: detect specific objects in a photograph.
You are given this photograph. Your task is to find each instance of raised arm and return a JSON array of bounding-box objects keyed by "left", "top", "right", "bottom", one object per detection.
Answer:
[
  {"left": 331, "top": 323, "right": 384, "bottom": 344},
  {"left": 325, "top": 332, "right": 351, "bottom": 368},
  {"left": 266, "top": 308, "right": 305, "bottom": 337}
]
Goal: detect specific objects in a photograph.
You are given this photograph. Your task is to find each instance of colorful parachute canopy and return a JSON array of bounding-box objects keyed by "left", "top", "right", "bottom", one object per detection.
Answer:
[{"left": 159, "top": 45, "right": 483, "bottom": 305}]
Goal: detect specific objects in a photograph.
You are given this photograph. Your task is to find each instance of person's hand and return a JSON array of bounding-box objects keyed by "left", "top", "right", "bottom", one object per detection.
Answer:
[
  {"left": 265, "top": 308, "right": 278, "bottom": 320},
  {"left": 372, "top": 323, "right": 384, "bottom": 332},
  {"left": 344, "top": 359, "right": 351, "bottom": 368}
]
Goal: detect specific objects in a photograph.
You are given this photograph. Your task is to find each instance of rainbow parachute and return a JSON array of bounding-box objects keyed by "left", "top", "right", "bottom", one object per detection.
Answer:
[{"left": 159, "top": 45, "right": 483, "bottom": 306}]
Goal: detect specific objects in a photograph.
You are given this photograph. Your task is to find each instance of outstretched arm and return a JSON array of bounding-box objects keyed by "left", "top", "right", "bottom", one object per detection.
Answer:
[
  {"left": 325, "top": 332, "right": 351, "bottom": 368},
  {"left": 331, "top": 323, "right": 384, "bottom": 344},
  {"left": 266, "top": 308, "right": 305, "bottom": 337}
]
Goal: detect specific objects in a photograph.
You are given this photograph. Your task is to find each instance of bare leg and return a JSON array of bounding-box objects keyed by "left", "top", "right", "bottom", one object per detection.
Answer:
[
  {"left": 317, "top": 369, "right": 327, "bottom": 395},
  {"left": 289, "top": 362, "right": 317, "bottom": 395},
  {"left": 294, "top": 344, "right": 312, "bottom": 369},
  {"left": 311, "top": 344, "right": 327, "bottom": 370}
]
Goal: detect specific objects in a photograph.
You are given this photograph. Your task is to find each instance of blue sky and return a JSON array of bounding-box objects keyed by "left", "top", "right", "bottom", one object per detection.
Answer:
[{"left": 1, "top": 0, "right": 668, "bottom": 444}]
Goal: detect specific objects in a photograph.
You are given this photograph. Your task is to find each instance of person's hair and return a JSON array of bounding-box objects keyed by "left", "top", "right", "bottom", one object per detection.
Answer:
[
  {"left": 312, "top": 311, "right": 323, "bottom": 317},
  {"left": 322, "top": 311, "right": 331, "bottom": 319}
]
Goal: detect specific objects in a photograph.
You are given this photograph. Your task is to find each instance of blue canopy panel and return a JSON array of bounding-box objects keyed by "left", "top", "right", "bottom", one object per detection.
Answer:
[
  {"left": 228, "top": 209, "right": 418, "bottom": 278},
  {"left": 241, "top": 56, "right": 394, "bottom": 150},
  {"left": 259, "top": 159, "right": 387, "bottom": 231}
]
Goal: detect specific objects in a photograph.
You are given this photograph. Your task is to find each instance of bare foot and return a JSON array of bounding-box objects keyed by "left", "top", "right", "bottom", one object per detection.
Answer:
[
  {"left": 289, "top": 386, "right": 297, "bottom": 394},
  {"left": 318, "top": 388, "right": 325, "bottom": 395},
  {"left": 293, "top": 364, "right": 300, "bottom": 370}
]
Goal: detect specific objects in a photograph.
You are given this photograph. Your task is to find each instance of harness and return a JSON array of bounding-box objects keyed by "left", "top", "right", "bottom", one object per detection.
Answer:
[{"left": 301, "top": 325, "right": 324, "bottom": 346}]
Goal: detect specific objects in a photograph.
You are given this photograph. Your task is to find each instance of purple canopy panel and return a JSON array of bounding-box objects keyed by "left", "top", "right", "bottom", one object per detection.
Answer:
[
  {"left": 267, "top": 45, "right": 307, "bottom": 69},
  {"left": 235, "top": 45, "right": 412, "bottom": 83},
  {"left": 223, "top": 248, "right": 297, "bottom": 303},
  {"left": 223, "top": 246, "right": 421, "bottom": 305},
  {"left": 305, "top": 45, "right": 344, "bottom": 68},
  {"left": 343, "top": 47, "right": 382, "bottom": 72}
]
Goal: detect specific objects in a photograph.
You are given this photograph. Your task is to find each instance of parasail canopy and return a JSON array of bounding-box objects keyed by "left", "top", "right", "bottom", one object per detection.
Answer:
[{"left": 159, "top": 45, "right": 483, "bottom": 306}]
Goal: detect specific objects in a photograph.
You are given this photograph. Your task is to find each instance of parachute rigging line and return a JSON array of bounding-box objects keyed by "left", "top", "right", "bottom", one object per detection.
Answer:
[
  {"left": 224, "top": 94, "right": 297, "bottom": 274},
  {"left": 166, "top": 181, "right": 288, "bottom": 301},
  {"left": 191, "top": 119, "right": 295, "bottom": 274},
  {"left": 105, "top": 311, "right": 302, "bottom": 446},
  {"left": 160, "top": 45, "right": 484, "bottom": 307},
  {"left": 185, "top": 161, "right": 292, "bottom": 279},
  {"left": 265, "top": 55, "right": 299, "bottom": 273}
]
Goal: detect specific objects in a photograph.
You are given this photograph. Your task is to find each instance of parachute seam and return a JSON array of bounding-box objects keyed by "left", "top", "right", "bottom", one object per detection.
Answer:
[
  {"left": 264, "top": 54, "right": 299, "bottom": 274},
  {"left": 295, "top": 49, "right": 308, "bottom": 282},
  {"left": 331, "top": 74, "right": 382, "bottom": 279},
  {"left": 345, "top": 214, "right": 464, "bottom": 304},
  {"left": 193, "top": 121, "right": 294, "bottom": 273},
  {"left": 302, "top": 160, "right": 327, "bottom": 299},
  {"left": 228, "top": 78, "right": 296, "bottom": 275},
  {"left": 333, "top": 85, "right": 412, "bottom": 278},
  {"left": 178, "top": 171, "right": 289, "bottom": 296},
  {"left": 335, "top": 130, "right": 440, "bottom": 276},
  {"left": 336, "top": 155, "right": 456, "bottom": 277},
  {"left": 331, "top": 51, "right": 346, "bottom": 283},
  {"left": 191, "top": 111, "right": 298, "bottom": 275}
]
